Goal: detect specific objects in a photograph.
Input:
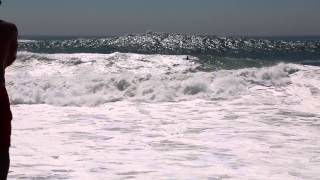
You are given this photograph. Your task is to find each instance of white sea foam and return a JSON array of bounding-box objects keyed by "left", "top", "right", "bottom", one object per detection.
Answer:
[
  {"left": 18, "top": 39, "right": 38, "bottom": 43},
  {"left": 6, "top": 51, "right": 320, "bottom": 179},
  {"left": 7, "top": 51, "right": 318, "bottom": 107},
  {"left": 10, "top": 99, "right": 320, "bottom": 179}
]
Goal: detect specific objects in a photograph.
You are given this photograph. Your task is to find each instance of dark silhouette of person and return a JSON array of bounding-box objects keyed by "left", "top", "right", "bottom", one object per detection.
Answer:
[{"left": 0, "top": 15, "right": 18, "bottom": 179}]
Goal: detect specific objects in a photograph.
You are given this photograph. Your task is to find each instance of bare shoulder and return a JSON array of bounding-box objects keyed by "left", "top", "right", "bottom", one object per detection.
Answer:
[
  {"left": 0, "top": 20, "right": 18, "bottom": 39},
  {"left": 0, "top": 20, "right": 17, "bottom": 30}
]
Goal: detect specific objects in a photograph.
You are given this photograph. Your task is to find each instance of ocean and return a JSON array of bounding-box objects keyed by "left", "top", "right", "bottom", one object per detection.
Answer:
[{"left": 6, "top": 33, "right": 320, "bottom": 179}]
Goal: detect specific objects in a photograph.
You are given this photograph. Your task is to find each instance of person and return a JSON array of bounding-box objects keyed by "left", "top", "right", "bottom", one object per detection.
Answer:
[{"left": 0, "top": 14, "right": 18, "bottom": 179}]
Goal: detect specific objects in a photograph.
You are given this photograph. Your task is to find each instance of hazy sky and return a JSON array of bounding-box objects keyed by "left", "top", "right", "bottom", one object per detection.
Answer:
[{"left": 1, "top": 0, "right": 320, "bottom": 36}]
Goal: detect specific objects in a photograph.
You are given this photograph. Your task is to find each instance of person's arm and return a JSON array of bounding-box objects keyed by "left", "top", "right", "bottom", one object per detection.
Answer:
[
  {"left": 0, "top": 44, "right": 7, "bottom": 82},
  {"left": 5, "top": 23, "right": 18, "bottom": 68},
  {"left": 0, "top": 21, "right": 18, "bottom": 84}
]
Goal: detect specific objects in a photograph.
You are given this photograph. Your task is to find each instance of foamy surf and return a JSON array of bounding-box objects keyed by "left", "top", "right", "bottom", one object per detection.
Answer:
[
  {"left": 6, "top": 50, "right": 320, "bottom": 179},
  {"left": 10, "top": 99, "right": 320, "bottom": 179},
  {"left": 7, "top": 52, "right": 319, "bottom": 106}
]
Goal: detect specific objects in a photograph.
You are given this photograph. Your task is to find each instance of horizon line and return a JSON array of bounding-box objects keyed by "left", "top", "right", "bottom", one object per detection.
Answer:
[{"left": 19, "top": 33, "right": 320, "bottom": 38}]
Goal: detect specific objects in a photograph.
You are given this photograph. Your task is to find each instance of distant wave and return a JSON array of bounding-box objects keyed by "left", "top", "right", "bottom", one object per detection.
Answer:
[{"left": 19, "top": 32, "right": 320, "bottom": 60}]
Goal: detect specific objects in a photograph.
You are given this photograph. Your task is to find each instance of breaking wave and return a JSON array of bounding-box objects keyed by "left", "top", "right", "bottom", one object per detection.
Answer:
[{"left": 6, "top": 52, "right": 320, "bottom": 106}]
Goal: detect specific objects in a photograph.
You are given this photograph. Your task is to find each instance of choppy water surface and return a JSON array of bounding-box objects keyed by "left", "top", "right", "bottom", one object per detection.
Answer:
[{"left": 5, "top": 34, "right": 320, "bottom": 179}]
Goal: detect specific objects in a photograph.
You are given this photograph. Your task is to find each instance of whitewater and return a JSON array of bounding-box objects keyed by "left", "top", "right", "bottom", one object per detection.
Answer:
[{"left": 4, "top": 35, "right": 320, "bottom": 179}]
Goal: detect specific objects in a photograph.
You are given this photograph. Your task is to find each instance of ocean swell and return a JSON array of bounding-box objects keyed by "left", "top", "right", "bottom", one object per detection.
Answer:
[{"left": 19, "top": 33, "right": 320, "bottom": 60}]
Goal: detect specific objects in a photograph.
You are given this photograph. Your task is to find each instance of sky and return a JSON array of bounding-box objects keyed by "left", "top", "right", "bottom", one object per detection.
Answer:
[{"left": 0, "top": 0, "right": 320, "bottom": 36}]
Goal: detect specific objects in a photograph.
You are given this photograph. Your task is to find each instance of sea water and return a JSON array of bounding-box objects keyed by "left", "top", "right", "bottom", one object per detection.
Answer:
[{"left": 5, "top": 33, "right": 320, "bottom": 179}]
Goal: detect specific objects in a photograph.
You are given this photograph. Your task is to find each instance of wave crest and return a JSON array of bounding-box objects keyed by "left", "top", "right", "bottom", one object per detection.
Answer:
[{"left": 6, "top": 52, "right": 309, "bottom": 106}]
